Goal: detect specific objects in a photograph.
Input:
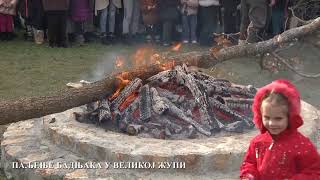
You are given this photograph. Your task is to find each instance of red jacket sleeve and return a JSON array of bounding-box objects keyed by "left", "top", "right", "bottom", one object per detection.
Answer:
[
  {"left": 240, "top": 139, "right": 260, "bottom": 179},
  {"left": 290, "top": 139, "right": 320, "bottom": 180}
]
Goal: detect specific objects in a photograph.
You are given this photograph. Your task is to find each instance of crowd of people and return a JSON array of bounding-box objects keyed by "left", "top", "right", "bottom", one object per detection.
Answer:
[{"left": 0, "top": 0, "right": 290, "bottom": 47}]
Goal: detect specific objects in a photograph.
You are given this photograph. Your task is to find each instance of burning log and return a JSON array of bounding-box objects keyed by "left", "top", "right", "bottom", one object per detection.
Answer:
[
  {"left": 147, "top": 69, "right": 177, "bottom": 83},
  {"left": 223, "top": 121, "right": 245, "bottom": 133},
  {"left": 156, "top": 115, "right": 183, "bottom": 134},
  {"left": 156, "top": 87, "right": 185, "bottom": 104},
  {"left": 98, "top": 99, "right": 112, "bottom": 123},
  {"left": 110, "top": 78, "right": 142, "bottom": 111},
  {"left": 223, "top": 97, "right": 253, "bottom": 109},
  {"left": 150, "top": 87, "right": 169, "bottom": 115},
  {"left": 162, "top": 97, "right": 212, "bottom": 136},
  {"left": 139, "top": 85, "right": 152, "bottom": 122},
  {"left": 207, "top": 86, "right": 255, "bottom": 98},
  {"left": 208, "top": 97, "right": 254, "bottom": 128},
  {"left": 175, "top": 65, "right": 213, "bottom": 128}
]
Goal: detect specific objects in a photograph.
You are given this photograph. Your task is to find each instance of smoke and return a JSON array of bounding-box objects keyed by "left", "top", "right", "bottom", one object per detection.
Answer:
[{"left": 81, "top": 51, "right": 131, "bottom": 82}]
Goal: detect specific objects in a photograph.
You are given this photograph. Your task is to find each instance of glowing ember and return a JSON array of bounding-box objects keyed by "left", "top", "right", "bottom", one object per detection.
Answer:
[
  {"left": 159, "top": 60, "right": 176, "bottom": 70},
  {"left": 119, "top": 92, "right": 139, "bottom": 112},
  {"left": 172, "top": 43, "right": 182, "bottom": 52}
]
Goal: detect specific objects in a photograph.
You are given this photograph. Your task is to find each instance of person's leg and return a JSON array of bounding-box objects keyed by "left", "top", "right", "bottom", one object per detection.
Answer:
[
  {"left": 199, "top": 6, "right": 207, "bottom": 45},
  {"left": 200, "top": 6, "right": 218, "bottom": 46},
  {"left": 130, "top": 0, "right": 140, "bottom": 36},
  {"left": 246, "top": 0, "right": 268, "bottom": 43},
  {"left": 223, "top": 0, "right": 238, "bottom": 33},
  {"left": 272, "top": 8, "right": 284, "bottom": 35},
  {"left": 122, "top": 0, "right": 133, "bottom": 35},
  {"left": 47, "top": 12, "right": 57, "bottom": 47},
  {"left": 108, "top": 2, "right": 117, "bottom": 34},
  {"left": 162, "top": 21, "right": 173, "bottom": 46},
  {"left": 240, "top": 0, "right": 249, "bottom": 40},
  {"left": 59, "top": 11, "right": 68, "bottom": 47},
  {"left": 100, "top": 7, "right": 108, "bottom": 35},
  {"left": 190, "top": 15, "right": 198, "bottom": 43},
  {"left": 181, "top": 15, "right": 190, "bottom": 43}
]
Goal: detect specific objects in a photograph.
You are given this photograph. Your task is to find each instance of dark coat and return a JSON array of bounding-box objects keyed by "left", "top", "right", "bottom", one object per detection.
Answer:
[
  {"left": 42, "top": 0, "right": 70, "bottom": 11},
  {"left": 159, "top": 0, "right": 180, "bottom": 22},
  {"left": 140, "top": 0, "right": 160, "bottom": 25}
]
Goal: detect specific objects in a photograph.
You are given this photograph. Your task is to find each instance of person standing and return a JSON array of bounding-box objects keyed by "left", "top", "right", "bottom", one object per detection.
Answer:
[
  {"left": 42, "top": 0, "right": 70, "bottom": 47},
  {"left": 159, "top": 0, "right": 180, "bottom": 46},
  {"left": 221, "top": 0, "right": 240, "bottom": 34},
  {"left": 239, "top": 0, "right": 275, "bottom": 44},
  {"left": 107, "top": 0, "right": 122, "bottom": 43},
  {"left": 140, "top": 0, "right": 161, "bottom": 43},
  {"left": 198, "top": 0, "right": 220, "bottom": 46},
  {"left": 122, "top": 0, "right": 141, "bottom": 44},
  {"left": 70, "top": 0, "right": 94, "bottom": 46},
  {"left": 0, "top": 0, "right": 18, "bottom": 41},
  {"left": 95, "top": 0, "right": 109, "bottom": 43},
  {"left": 271, "top": 0, "right": 289, "bottom": 36},
  {"left": 180, "top": 0, "right": 199, "bottom": 44}
]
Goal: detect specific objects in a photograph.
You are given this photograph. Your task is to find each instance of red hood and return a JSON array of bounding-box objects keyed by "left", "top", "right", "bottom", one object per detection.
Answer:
[{"left": 252, "top": 79, "right": 303, "bottom": 133}]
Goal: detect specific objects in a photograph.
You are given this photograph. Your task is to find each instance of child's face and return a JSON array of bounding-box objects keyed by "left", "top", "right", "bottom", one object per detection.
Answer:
[{"left": 261, "top": 101, "right": 289, "bottom": 135}]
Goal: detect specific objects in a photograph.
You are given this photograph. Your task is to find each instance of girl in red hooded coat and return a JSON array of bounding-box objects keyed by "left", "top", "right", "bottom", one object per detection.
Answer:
[{"left": 240, "top": 79, "right": 320, "bottom": 180}]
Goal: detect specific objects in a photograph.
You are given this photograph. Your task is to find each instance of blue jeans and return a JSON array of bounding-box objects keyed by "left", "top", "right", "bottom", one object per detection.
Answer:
[
  {"left": 99, "top": 7, "right": 108, "bottom": 33},
  {"left": 181, "top": 14, "right": 197, "bottom": 41}
]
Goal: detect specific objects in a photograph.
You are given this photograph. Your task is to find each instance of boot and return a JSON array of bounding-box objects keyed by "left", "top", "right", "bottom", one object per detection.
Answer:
[
  {"left": 246, "top": 27, "right": 262, "bottom": 43},
  {"left": 74, "top": 34, "right": 85, "bottom": 46}
]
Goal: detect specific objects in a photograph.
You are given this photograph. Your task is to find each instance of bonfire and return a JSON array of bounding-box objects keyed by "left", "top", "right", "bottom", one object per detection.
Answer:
[{"left": 73, "top": 44, "right": 257, "bottom": 139}]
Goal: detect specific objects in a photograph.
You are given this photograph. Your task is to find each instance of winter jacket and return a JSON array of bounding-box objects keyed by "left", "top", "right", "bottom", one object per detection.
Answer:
[
  {"left": 111, "top": 0, "right": 121, "bottom": 8},
  {"left": 140, "top": 0, "right": 159, "bottom": 25},
  {"left": 240, "top": 79, "right": 320, "bottom": 180},
  {"left": 159, "top": 0, "right": 179, "bottom": 22},
  {"left": 198, "top": 0, "right": 219, "bottom": 7},
  {"left": 0, "top": 0, "right": 18, "bottom": 15},
  {"left": 42, "top": 0, "right": 70, "bottom": 11},
  {"left": 180, "top": 0, "right": 198, "bottom": 16}
]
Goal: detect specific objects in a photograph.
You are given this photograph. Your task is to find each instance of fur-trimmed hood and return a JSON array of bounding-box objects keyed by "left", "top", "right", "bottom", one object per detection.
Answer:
[{"left": 252, "top": 79, "right": 303, "bottom": 133}]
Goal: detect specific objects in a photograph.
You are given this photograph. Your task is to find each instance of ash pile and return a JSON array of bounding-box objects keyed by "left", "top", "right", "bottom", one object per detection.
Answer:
[{"left": 74, "top": 64, "right": 257, "bottom": 139}]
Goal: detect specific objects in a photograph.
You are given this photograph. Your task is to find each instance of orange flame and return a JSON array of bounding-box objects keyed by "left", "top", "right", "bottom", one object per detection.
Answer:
[
  {"left": 118, "top": 92, "right": 139, "bottom": 112},
  {"left": 132, "top": 47, "right": 156, "bottom": 68},
  {"left": 171, "top": 43, "right": 182, "bottom": 52},
  {"left": 109, "top": 72, "right": 131, "bottom": 101},
  {"left": 115, "top": 56, "right": 125, "bottom": 69},
  {"left": 160, "top": 60, "right": 176, "bottom": 70}
]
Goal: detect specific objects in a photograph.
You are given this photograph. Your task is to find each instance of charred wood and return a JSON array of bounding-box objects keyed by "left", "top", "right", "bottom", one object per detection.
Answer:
[
  {"left": 110, "top": 78, "right": 142, "bottom": 111},
  {"left": 139, "top": 85, "right": 152, "bottom": 122}
]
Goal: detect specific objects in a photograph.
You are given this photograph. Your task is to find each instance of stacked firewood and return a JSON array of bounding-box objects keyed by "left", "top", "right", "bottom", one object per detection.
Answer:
[{"left": 74, "top": 64, "right": 257, "bottom": 139}]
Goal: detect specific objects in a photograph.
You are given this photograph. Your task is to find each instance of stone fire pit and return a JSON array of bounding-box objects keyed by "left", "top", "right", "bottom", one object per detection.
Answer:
[{"left": 1, "top": 101, "right": 319, "bottom": 180}]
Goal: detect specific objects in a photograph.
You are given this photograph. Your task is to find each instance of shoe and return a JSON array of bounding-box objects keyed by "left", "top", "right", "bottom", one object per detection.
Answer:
[
  {"left": 75, "top": 34, "right": 85, "bottom": 46},
  {"left": 107, "top": 32, "right": 116, "bottom": 44},
  {"left": 191, "top": 40, "right": 197, "bottom": 44},
  {"left": 145, "top": 34, "right": 152, "bottom": 42},
  {"left": 34, "top": 30, "right": 44, "bottom": 44},
  {"left": 162, "top": 42, "right": 170, "bottom": 47},
  {"left": 155, "top": 35, "right": 161, "bottom": 43},
  {"left": 182, "top": 40, "right": 189, "bottom": 44}
]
